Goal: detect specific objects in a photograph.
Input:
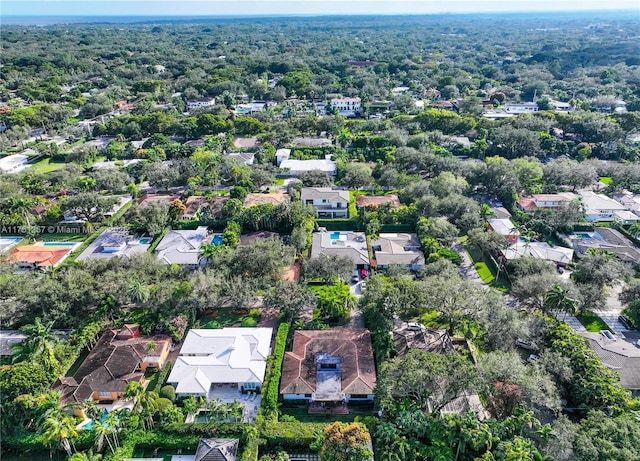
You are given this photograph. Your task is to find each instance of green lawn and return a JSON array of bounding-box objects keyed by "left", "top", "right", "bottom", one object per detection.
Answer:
[
  {"left": 37, "top": 233, "right": 87, "bottom": 242},
  {"left": 465, "top": 243, "right": 510, "bottom": 292},
  {"left": 198, "top": 308, "right": 261, "bottom": 329},
  {"left": 279, "top": 405, "right": 373, "bottom": 423},
  {"left": 599, "top": 176, "right": 613, "bottom": 185},
  {"left": 576, "top": 310, "right": 611, "bottom": 332},
  {"left": 30, "top": 158, "right": 67, "bottom": 174}
]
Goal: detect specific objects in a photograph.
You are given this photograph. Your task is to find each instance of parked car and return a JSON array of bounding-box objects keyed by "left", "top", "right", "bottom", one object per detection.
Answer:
[
  {"left": 527, "top": 354, "right": 538, "bottom": 363},
  {"left": 351, "top": 270, "right": 359, "bottom": 284},
  {"left": 556, "top": 265, "right": 565, "bottom": 274},
  {"left": 360, "top": 281, "right": 367, "bottom": 291},
  {"left": 618, "top": 315, "right": 635, "bottom": 330},
  {"left": 407, "top": 322, "right": 426, "bottom": 331},
  {"left": 515, "top": 339, "right": 538, "bottom": 351}
]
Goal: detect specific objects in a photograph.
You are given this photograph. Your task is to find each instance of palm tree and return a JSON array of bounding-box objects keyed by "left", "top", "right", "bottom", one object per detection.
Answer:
[
  {"left": 12, "top": 317, "right": 59, "bottom": 371},
  {"left": 93, "top": 420, "right": 115, "bottom": 454},
  {"left": 127, "top": 280, "right": 151, "bottom": 305},
  {"left": 629, "top": 223, "right": 640, "bottom": 239},
  {"left": 41, "top": 411, "right": 79, "bottom": 457},
  {"left": 544, "top": 284, "right": 579, "bottom": 319},
  {"left": 124, "top": 382, "right": 158, "bottom": 430},
  {"left": 68, "top": 450, "right": 103, "bottom": 461}
]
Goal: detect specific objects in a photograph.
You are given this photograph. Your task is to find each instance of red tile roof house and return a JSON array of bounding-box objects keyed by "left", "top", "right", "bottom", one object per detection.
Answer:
[
  {"left": 355, "top": 194, "right": 401, "bottom": 209},
  {"left": 516, "top": 193, "right": 575, "bottom": 212},
  {"left": 9, "top": 244, "right": 75, "bottom": 269},
  {"left": 53, "top": 325, "right": 171, "bottom": 404},
  {"left": 280, "top": 329, "right": 376, "bottom": 414}
]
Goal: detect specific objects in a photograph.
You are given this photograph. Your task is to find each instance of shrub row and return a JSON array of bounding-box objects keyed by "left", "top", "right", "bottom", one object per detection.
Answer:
[
  {"left": 260, "top": 322, "right": 290, "bottom": 421},
  {"left": 260, "top": 422, "right": 329, "bottom": 452},
  {"left": 315, "top": 218, "right": 360, "bottom": 231},
  {"left": 151, "top": 360, "right": 174, "bottom": 394}
]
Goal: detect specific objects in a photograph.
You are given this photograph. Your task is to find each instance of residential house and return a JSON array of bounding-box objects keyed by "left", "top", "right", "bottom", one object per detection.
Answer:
[
  {"left": 487, "top": 218, "right": 520, "bottom": 244},
  {"left": 76, "top": 228, "right": 150, "bottom": 261},
  {"left": 613, "top": 192, "right": 640, "bottom": 216},
  {"left": 392, "top": 324, "right": 488, "bottom": 420},
  {"left": 355, "top": 194, "right": 401, "bottom": 209},
  {"left": 0, "top": 154, "right": 30, "bottom": 173},
  {"left": 279, "top": 157, "right": 337, "bottom": 177},
  {"left": 193, "top": 439, "right": 239, "bottom": 461},
  {"left": 9, "top": 243, "right": 78, "bottom": 269},
  {"left": 155, "top": 227, "right": 209, "bottom": 268},
  {"left": 53, "top": 325, "right": 171, "bottom": 404},
  {"left": 516, "top": 193, "right": 575, "bottom": 212},
  {"left": 291, "top": 137, "right": 333, "bottom": 148},
  {"left": 166, "top": 328, "right": 272, "bottom": 399},
  {"left": 504, "top": 102, "right": 539, "bottom": 113},
  {"left": 182, "top": 196, "right": 209, "bottom": 220},
  {"left": 137, "top": 193, "right": 180, "bottom": 207},
  {"left": 276, "top": 148, "right": 292, "bottom": 166},
  {"left": 300, "top": 187, "right": 350, "bottom": 218},
  {"left": 370, "top": 233, "right": 425, "bottom": 271},
  {"left": 232, "top": 137, "right": 261, "bottom": 150},
  {"left": 234, "top": 101, "right": 267, "bottom": 115},
  {"left": 226, "top": 152, "right": 255, "bottom": 166},
  {"left": 330, "top": 97, "right": 362, "bottom": 117},
  {"left": 280, "top": 329, "right": 376, "bottom": 413},
  {"left": 578, "top": 191, "right": 637, "bottom": 223},
  {"left": 582, "top": 332, "right": 640, "bottom": 396},
  {"left": 571, "top": 228, "right": 640, "bottom": 266},
  {"left": 311, "top": 231, "right": 370, "bottom": 268},
  {"left": 550, "top": 100, "right": 573, "bottom": 112},
  {"left": 187, "top": 98, "right": 216, "bottom": 112},
  {"left": 490, "top": 206, "right": 512, "bottom": 219},
  {"left": 501, "top": 241, "right": 574, "bottom": 268}
]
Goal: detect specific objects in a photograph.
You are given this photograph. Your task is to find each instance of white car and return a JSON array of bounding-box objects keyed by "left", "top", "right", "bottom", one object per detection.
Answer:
[{"left": 407, "top": 322, "right": 426, "bottom": 331}]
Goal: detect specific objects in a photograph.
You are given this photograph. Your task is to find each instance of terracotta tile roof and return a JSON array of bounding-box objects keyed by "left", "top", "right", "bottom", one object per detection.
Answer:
[
  {"left": 356, "top": 195, "right": 401, "bottom": 208},
  {"left": 9, "top": 245, "right": 72, "bottom": 267},
  {"left": 280, "top": 329, "right": 376, "bottom": 397},
  {"left": 53, "top": 327, "right": 171, "bottom": 403},
  {"left": 516, "top": 197, "right": 537, "bottom": 212}
]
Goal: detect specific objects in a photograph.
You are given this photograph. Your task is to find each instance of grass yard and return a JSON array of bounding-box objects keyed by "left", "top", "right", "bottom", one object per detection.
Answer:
[
  {"left": 465, "top": 242, "right": 510, "bottom": 292},
  {"left": 279, "top": 405, "right": 374, "bottom": 423},
  {"left": 576, "top": 310, "right": 611, "bottom": 332},
  {"left": 30, "top": 158, "right": 67, "bottom": 174},
  {"left": 37, "top": 233, "right": 87, "bottom": 242},
  {"left": 599, "top": 176, "right": 613, "bottom": 185},
  {"left": 199, "top": 308, "right": 262, "bottom": 329}
]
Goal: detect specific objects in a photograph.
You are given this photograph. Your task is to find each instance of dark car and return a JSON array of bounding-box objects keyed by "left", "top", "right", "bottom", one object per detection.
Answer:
[{"left": 618, "top": 315, "right": 635, "bottom": 330}]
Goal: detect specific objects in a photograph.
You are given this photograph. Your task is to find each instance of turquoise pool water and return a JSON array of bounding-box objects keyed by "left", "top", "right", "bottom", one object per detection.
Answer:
[
  {"left": 43, "top": 242, "right": 76, "bottom": 247},
  {"left": 330, "top": 232, "right": 342, "bottom": 240},
  {"left": 212, "top": 234, "right": 223, "bottom": 245},
  {"left": 139, "top": 237, "right": 152, "bottom": 244}
]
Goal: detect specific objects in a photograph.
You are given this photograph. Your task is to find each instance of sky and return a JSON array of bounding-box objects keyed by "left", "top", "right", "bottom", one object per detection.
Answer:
[{"left": 2, "top": 0, "right": 639, "bottom": 17}]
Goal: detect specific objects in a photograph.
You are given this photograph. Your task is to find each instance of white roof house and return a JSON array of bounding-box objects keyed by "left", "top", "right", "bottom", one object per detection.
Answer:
[
  {"left": 167, "top": 328, "right": 273, "bottom": 398},
  {"left": 502, "top": 241, "right": 574, "bottom": 267},
  {"left": 0, "top": 154, "right": 30, "bottom": 173},
  {"left": 311, "top": 231, "right": 370, "bottom": 266},
  {"left": 487, "top": 218, "right": 519, "bottom": 237},
  {"left": 578, "top": 191, "right": 627, "bottom": 222},
  {"left": 279, "top": 157, "right": 337, "bottom": 176},
  {"left": 155, "top": 226, "right": 208, "bottom": 267}
]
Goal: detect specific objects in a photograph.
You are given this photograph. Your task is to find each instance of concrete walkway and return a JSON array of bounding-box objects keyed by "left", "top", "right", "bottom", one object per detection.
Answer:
[
  {"left": 453, "top": 242, "right": 487, "bottom": 288},
  {"left": 552, "top": 310, "right": 587, "bottom": 332}
]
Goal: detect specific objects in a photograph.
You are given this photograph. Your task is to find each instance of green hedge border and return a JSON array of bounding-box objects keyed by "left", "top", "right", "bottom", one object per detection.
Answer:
[{"left": 259, "top": 322, "right": 290, "bottom": 422}]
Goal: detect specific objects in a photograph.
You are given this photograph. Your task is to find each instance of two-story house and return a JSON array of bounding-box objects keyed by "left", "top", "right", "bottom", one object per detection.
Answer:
[
  {"left": 300, "top": 187, "right": 350, "bottom": 218},
  {"left": 330, "top": 97, "right": 362, "bottom": 117}
]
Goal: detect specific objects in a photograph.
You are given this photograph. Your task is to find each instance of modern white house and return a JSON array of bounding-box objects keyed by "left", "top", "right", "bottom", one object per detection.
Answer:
[
  {"left": 166, "top": 328, "right": 273, "bottom": 399},
  {"left": 0, "top": 154, "right": 30, "bottom": 173},
  {"left": 578, "top": 191, "right": 637, "bottom": 223},
  {"left": 279, "top": 157, "right": 337, "bottom": 177},
  {"left": 155, "top": 226, "right": 209, "bottom": 268},
  {"left": 186, "top": 97, "right": 215, "bottom": 112},
  {"left": 330, "top": 97, "right": 362, "bottom": 116},
  {"left": 300, "top": 187, "right": 350, "bottom": 218},
  {"left": 311, "top": 231, "right": 370, "bottom": 268},
  {"left": 501, "top": 241, "right": 574, "bottom": 268},
  {"left": 504, "top": 102, "right": 539, "bottom": 113},
  {"left": 487, "top": 218, "right": 520, "bottom": 244}
]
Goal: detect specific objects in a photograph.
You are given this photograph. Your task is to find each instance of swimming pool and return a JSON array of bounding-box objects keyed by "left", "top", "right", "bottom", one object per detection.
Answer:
[
  {"left": 42, "top": 242, "right": 77, "bottom": 247},
  {"left": 574, "top": 232, "right": 593, "bottom": 239},
  {"left": 212, "top": 234, "right": 223, "bottom": 245},
  {"left": 330, "top": 232, "right": 346, "bottom": 241},
  {"left": 139, "top": 237, "right": 152, "bottom": 245}
]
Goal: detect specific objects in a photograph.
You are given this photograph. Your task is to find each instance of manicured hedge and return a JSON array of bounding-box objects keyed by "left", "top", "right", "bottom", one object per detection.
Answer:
[
  {"left": 260, "top": 422, "right": 329, "bottom": 452},
  {"left": 151, "top": 360, "right": 173, "bottom": 394},
  {"left": 315, "top": 218, "right": 360, "bottom": 231},
  {"left": 260, "top": 322, "right": 290, "bottom": 421}
]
